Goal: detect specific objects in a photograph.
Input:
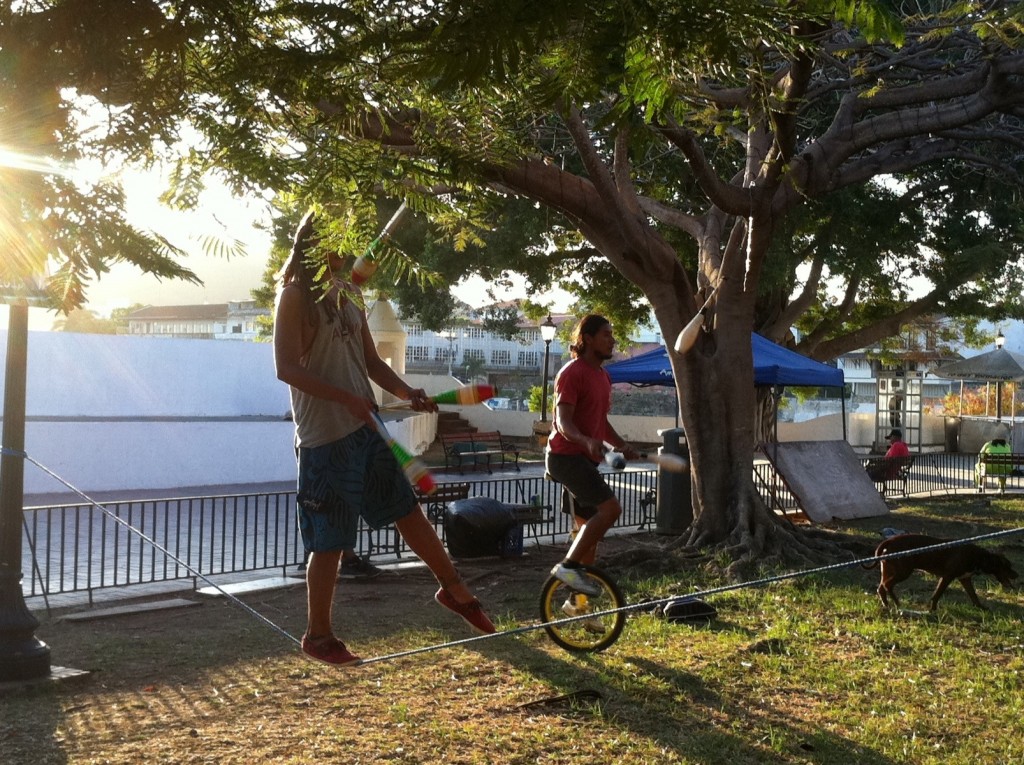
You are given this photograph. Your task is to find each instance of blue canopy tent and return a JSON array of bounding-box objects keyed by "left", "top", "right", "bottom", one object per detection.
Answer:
[
  {"left": 606, "top": 333, "right": 844, "bottom": 387},
  {"left": 605, "top": 334, "right": 846, "bottom": 438}
]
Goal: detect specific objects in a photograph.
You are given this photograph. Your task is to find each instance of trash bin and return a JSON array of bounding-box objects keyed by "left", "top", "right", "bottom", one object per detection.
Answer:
[
  {"left": 944, "top": 416, "right": 959, "bottom": 453},
  {"left": 444, "top": 497, "right": 521, "bottom": 558},
  {"left": 655, "top": 427, "right": 692, "bottom": 534}
]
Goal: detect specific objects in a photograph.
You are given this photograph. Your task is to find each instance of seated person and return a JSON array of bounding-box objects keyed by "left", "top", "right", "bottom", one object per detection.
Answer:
[
  {"left": 975, "top": 437, "right": 1012, "bottom": 492},
  {"left": 866, "top": 429, "right": 911, "bottom": 482}
]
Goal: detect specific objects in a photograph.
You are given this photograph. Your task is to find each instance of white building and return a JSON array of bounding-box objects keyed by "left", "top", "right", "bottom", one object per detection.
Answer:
[
  {"left": 121, "top": 298, "right": 568, "bottom": 403},
  {"left": 125, "top": 300, "right": 267, "bottom": 341}
]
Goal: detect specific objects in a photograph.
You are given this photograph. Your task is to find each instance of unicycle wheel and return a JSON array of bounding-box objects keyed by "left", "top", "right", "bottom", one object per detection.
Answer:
[{"left": 539, "top": 566, "right": 626, "bottom": 653}]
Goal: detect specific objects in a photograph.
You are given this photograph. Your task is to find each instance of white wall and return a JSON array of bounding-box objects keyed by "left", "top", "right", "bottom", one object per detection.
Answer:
[
  {"left": 0, "top": 329, "right": 960, "bottom": 496},
  {"left": 443, "top": 407, "right": 676, "bottom": 445},
  {"left": 2, "top": 331, "right": 434, "bottom": 495},
  {"left": 23, "top": 420, "right": 297, "bottom": 495},
  {"left": 455, "top": 407, "right": 949, "bottom": 452},
  {"left": 3, "top": 331, "right": 290, "bottom": 418}
]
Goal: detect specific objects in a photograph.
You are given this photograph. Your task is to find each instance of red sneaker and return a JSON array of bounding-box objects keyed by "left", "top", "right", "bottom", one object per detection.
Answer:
[
  {"left": 434, "top": 588, "right": 497, "bottom": 634},
  {"left": 301, "top": 635, "right": 363, "bottom": 667}
]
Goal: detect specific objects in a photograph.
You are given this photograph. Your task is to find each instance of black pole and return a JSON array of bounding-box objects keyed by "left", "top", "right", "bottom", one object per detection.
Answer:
[
  {"left": 540, "top": 339, "right": 552, "bottom": 422},
  {"left": 0, "top": 300, "right": 50, "bottom": 681}
]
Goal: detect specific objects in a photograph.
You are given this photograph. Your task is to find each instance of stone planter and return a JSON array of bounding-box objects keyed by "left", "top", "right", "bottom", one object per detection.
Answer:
[{"left": 531, "top": 419, "right": 552, "bottom": 447}]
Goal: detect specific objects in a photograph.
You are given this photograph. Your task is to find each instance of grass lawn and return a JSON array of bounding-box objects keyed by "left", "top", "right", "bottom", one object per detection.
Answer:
[{"left": 2, "top": 496, "right": 1022, "bottom": 764}]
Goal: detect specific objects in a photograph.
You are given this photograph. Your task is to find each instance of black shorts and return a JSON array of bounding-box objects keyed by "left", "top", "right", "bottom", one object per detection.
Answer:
[{"left": 545, "top": 451, "right": 615, "bottom": 522}]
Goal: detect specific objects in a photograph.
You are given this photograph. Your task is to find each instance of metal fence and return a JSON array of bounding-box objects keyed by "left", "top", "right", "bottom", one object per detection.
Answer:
[
  {"left": 20, "top": 452, "right": 1002, "bottom": 601},
  {"left": 20, "top": 469, "right": 657, "bottom": 601},
  {"left": 754, "top": 451, "right": 990, "bottom": 512},
  {"left": 21, "top": 490, "right": 300, "bottom": 602}
]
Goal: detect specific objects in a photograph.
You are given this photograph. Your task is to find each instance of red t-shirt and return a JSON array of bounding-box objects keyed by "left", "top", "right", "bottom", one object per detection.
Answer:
[
  {"left": 547, "top": 358, "right": 612, "bottom": 459},
  {"left": 885, "top": 440, "right": 910, "bottom": 459}
]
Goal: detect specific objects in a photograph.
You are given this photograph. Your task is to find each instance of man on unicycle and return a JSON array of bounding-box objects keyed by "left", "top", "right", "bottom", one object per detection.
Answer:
[{"left": 545, "top": 315, "right": 638, "bottom": 603}]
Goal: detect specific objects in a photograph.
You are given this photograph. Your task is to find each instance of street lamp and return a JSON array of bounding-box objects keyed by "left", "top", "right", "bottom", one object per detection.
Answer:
[
  {"left": 438, "top": 328, "right": 457, "bottom": 377},
  {"left": 0, "top": 284, "right": 51, "bottom": 681},
  {"left": 995, "top": 330, "right": 1006, "bottom": 420},
  {"left": 539, "top": 315, "right": 557, "bottom": 422}
]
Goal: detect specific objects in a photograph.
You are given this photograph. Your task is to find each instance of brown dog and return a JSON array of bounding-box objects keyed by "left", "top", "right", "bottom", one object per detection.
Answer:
[{"left": 867, "top": 533, "right": 1018, "bottom": 611}]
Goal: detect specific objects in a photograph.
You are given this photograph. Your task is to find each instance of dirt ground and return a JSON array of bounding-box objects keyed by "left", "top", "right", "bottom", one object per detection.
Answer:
[
  {"left": 8, "top": 510, "right": 1024, "bottom": 765},
  {"left": 2, "top": 537, "right": 650, "bottom": 764},
  {"left": 29, "top": 534, "right": 655, "bottom": 676}
]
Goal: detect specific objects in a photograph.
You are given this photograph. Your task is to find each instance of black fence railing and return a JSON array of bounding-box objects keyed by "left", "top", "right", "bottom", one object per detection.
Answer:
[
  {"left": 20, "top": 470, "right": 658, "bottom": 601},
  {"left": 20, "top": 452, "right": 1002, "bottom": 601},
  {"left": 21, "top": 490, "right": 301, "bottom": 603}
]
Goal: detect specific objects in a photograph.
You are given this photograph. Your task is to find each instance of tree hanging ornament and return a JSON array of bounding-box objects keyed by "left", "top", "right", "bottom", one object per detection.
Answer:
[{"left": 674, "top": 289, "right": 717, "bottom": 354}]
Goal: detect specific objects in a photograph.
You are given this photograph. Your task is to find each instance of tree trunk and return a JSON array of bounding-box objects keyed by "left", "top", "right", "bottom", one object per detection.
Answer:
[
  {"left": 754, "top": 387, "right": 779, "bottom": 445},
  {"left": 664, "top": 328, "right": 845, "bottom": 572},
  {"left": 641, "top": 266, "right": 839, "bottom": 574}
]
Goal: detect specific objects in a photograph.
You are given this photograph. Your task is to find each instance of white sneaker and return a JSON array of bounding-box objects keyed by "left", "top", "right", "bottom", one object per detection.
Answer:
[
  {"left": 550, "top": 562, "right": 602, "bottom": 596},
  {"left": 561, "top": 596, "right": 605, "bottom": 634}
]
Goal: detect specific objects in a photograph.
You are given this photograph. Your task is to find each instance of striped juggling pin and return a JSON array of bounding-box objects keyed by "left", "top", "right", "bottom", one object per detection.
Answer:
[
  {"left": 379, "top": 383, "right": 497, "bottom": 411},
  {"left": 371, "top": 412, "right": 436, "bottom": 495},
  {"left": 351, "top": 202, "right": 410, "bottom": 286}
]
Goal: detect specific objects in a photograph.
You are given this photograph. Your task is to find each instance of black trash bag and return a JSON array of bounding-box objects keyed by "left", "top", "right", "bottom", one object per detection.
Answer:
[
  {"left": 444, "top": 496, "right": 519, "bottom": 558},
  {"left": 662, "top": 597, "right": 717, "bottom": 624}
]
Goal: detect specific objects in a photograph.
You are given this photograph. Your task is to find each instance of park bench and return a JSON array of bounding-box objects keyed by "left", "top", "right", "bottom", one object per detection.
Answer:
[
  {"left": 439, "top": 431, "right": 520, "bottom": 474},
  {"left": 976, "top": 452, "right": 1024, "bottom": 494},
  {"left": 638, "top": 488, "right": 656, "bottom": 530},
  {"left": 416, "top": 482, "right": 471, "bottom": 523},
  {"left": 869, "top": 455, "right": 915, "bottom": 498}
]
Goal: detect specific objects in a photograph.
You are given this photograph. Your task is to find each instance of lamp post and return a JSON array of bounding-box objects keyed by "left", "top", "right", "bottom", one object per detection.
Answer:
[
  {"left": 0, "top": 296, "right": 51, "bottom": 681},
  {"left": 996, "top": 330, "right": 1006, "bottom": 421},
  {"left": 539, "top": 315, "right": 557, "bottom": 422},
  {"left": 438, "top": 328, "right": 457, "bottom": 377}
]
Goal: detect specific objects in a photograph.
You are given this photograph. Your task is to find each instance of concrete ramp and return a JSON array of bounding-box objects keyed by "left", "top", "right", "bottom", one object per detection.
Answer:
[{"left": 759, "top": 441, "right": 890, "bottom": 522}]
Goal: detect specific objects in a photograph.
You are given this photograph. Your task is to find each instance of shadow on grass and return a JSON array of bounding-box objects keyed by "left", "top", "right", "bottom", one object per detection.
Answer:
[
  {"left": 0, "top": 681, "right": 69, "bottom": 765},
  {"left": 460, "top": 611, "right": 901, "bottom": 765},
  {"left": 840, "top": 496, "right": 1024, "bottom": 545},
  {"left": 7, "top": 504, "right": 1022, "bottom": 764}
]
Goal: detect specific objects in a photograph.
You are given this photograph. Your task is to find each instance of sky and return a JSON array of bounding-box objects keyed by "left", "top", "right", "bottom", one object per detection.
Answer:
[
  {"left": 4, "top": 171, "right": 572, "bottom": 332},
  {"left": 87, "top": 173, "right": 276, "bottom": 316}
]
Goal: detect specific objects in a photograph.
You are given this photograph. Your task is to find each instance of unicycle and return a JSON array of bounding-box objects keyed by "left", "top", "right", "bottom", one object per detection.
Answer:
[{"left": 539, "top": 566, "right": 626, "bottom": 653}]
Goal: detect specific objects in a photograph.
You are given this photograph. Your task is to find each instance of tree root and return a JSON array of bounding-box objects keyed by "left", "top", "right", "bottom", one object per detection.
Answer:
[
  {"left": 612, "top": 516, "right": 873, "bottom": 583},
  {"left": 602, "top": 544, "right": 706, "bottom": 578}
]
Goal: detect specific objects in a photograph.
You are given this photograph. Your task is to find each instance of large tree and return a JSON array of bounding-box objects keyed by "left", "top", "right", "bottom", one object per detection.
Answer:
[
  {"left": 205, "top": 1, "right": 1023, "bottom": 564},
  {"left": 5, "top": 1, "right": 1024, "bottom": 567}
]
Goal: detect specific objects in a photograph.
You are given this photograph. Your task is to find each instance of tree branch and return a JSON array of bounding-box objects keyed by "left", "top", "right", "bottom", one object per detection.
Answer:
[
  {"left": 807, "top": 291, "right": 945, "bottom": 361},
  {"left": 801, "top": 52, "right": 1024, "bottom": 194},
  {"left": 656, "top": 116, "right": 753, "bottom": 216},
  {"left": 562, "top": 106, "right": 651, "bottom": 255},
  {"left": 637, "top": 196, "right": 704, "bottom": 239},
  {"left": 771, "top": 245, "right": 824, "bottom": 335},
  {"left": 613, "top": 123, "right": 644, "bottom": 218},
  {"left": 802, "top": 274, "right": 861, "bottom": 350}
]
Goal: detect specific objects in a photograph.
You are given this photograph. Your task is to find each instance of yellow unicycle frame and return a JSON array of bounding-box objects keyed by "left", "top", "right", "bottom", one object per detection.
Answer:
[{"left": 539, "top": 566, "right": 626, "bottom": 653}]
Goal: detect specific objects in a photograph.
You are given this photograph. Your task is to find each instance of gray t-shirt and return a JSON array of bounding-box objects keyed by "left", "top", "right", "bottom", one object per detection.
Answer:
[{"left": 290, "top": 294, "right": 375, "bottom": 448}]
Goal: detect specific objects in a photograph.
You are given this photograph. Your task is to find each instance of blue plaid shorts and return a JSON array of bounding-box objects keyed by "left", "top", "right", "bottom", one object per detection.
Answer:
[{"left": 296, "top": 425, "right": 416, "bottom": 552}]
